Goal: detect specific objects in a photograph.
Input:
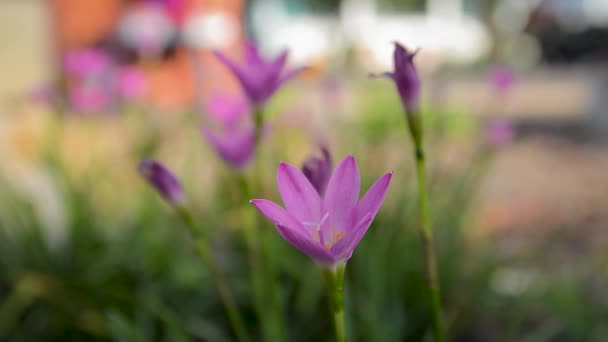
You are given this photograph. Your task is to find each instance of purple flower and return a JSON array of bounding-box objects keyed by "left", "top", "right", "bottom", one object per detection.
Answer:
[
  {"left": 68, "top": 85, "right": 114, "bottom": 113},
  {"left": 64, "top": 49, "right": 112, "bottom": 76},
  {"left": 213, "top": 42, "right": 306, "bottom": 107},
  {"left": 488, "top": 65, "right": 516, "bottom": 94},
  {"left": 302, "top": 147, "right": 332, "bottom": 196},
  {"left": 251, "top": 156, "right": 392, "bottom": 268},
  {"left": 117, "top": 67, "right": 147, "bottom": 101},
  {"left": 373, "top": 42, "right": 421, "bottom": 114},
  {"left": 138, "top": 159, "right": 185, "bottom": 206},
  {"left": 485, "top": 119, "right": 514, "bottom": 146},
  {"left": 202, "top": 95, "right": 255, "bottom": 170}
]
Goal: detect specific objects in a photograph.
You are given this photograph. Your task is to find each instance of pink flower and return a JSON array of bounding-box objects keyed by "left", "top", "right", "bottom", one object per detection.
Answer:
[
  {"left": 117, "top": 67, "right": 147, "bottom": 101},
  {"left": 251, "top": 156, "right": 392, "bottom": 268},
  {"left": 488, "top": 65, "right": 516, "bottom": 94},
  {"left": 64, "top": 49, "right": 112, "bottom": 76},
  {"left": 138, "top": 159, "right": 185, "bottom": 206},
  {"left": 485, "top": 119, "right": 514, "bottom": 146},
  {"left": 213, "top": 42, "right": 306, "bottom": 107},
  {"left": 202, "top": 95, "right": 255, "bottom": 170},
  {"left": 372, "top": 42, "right": 421, "bottom": 114}
]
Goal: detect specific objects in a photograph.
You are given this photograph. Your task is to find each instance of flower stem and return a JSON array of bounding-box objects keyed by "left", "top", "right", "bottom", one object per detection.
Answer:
[
  {"left": 253, "top": 106, "right": 264, "bottom": 145},
  {"left": 176, "top": 207, "right": 249, "bottom": 342},
  {"left": 322, "top": 265, "right": 346, "bottom": 342},
  {"left": 413, "top": 146, "right": 445, "bottom": 342},
  {"left": 239, "top": 175, "right": 285, "bottom": 342}
]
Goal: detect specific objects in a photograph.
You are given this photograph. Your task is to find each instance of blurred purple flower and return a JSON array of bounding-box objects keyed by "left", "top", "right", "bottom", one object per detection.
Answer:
[
  {"left": 302, "top": 147, "right": 332, "bottom": 196},
  {"left": 372, "top": 42, "right": 421, "bottom": 114},
  {"left": 68, "top": 86, "right": 114, "bottom": 113},
  {"left": 488, "top": 65, "right": 516, "bottom": 94},
  {"left": 64, "top": 49, "right": 112, "bottom": 76},
  {"left": 138, "top": 159, "right": 186, "bottom": 206},
  {"left": 146, "top": 0, "right": 187, "bottom": 26},
  {"left": 485, "top": 119, "right": 514, "bottom": 146},
  {"left": 251, "top": 156, "right": 392, "bottom": 268},
  {"left": 213, "top": 42, "right": 306, "bottom": 107},
  {"left": 117, "top": 67, "right": 147, "bottom": 101},
  {"left": 28, "top": 83, "right": 57, "bottom": 106},
  {"left": 202, "top": 95, "right": 255, "bottom": 170}
]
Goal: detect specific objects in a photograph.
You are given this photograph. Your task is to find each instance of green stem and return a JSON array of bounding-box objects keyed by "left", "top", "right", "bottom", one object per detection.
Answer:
[
  {"left": 238, "top": 175, "right": 284, "bottom": 341},
  {"left": 253, "top": 107, "right": 264, "bottom": 145},
  {"left": 322, "top": 265, "right": 346, "bottom": 342},
  {"left": 414, "top": 146, "right": 445, "bottom": 342},
  {"left": 176, "top": 208, "right": 249, "bottom": 342}
]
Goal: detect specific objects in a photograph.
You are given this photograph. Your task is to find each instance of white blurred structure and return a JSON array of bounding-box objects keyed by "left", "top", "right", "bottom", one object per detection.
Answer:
[{"left": 250, "top": 0, "right": 491, "bottom": 68}]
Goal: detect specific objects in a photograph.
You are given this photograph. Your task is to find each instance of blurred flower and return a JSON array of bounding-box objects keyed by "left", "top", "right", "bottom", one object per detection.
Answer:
[
  {"left": 202, "top": 95, "right": 255, "bottom": 170},
  {"left": 251, "top": 156, "right": 392, "bottom": 268},
  {"left": 138, "top": 159, "right": 185, "bottom": 206},
  {"left": 488, "top": 65, "right": 516, "bottom": 94},
  {"left": 117, "top": 3, "right": 177, "bottom": 58},
  {"left": 302, "top": 146, "right": 332, "bottom": 196},
  {"left": 27, "top": 83, "right": 57, "bottom": 106},
  {"left": 485, "top": 119, "right": 514, "bottom": 146},
  {"left": 117, "top": 67, "right": 147, "bottom": 101},
  {"left": 68, "top": 85, "right": 114, "bottom": 113},
  {"left": 372, "top": 42, "right": 420, "bottom": 115},
  {"left": 213, "top": 42, "right": 306, "bottom": 108},
  {"left": 150, "top": 0, "right": 187, "bottom": 26},
  {"left": 372, "top": 42, "right": 423, "bottom": 146},
  {"left": 64, "top": 48, "right": 112, "bottom": 76}
]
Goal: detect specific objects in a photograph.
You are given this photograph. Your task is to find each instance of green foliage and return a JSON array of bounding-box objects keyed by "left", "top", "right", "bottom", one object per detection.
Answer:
[{"left": 0, "top": 98, "right": 604, "bottom": 341}]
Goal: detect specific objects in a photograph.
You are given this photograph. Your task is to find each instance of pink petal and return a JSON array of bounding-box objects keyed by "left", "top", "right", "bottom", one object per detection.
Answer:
[
  {"left": 244, "top": 42, "right": 264, "bottom": 68},
  {"left": 250, "top": 199, "right": 306, "bottom": 234},
  {"left": 277, "top": 162, "right": 322, "bottom": 223},
  {"left": 277, "top": 66, "right": 307, "bottom": 88},
  {"left": 203, "top": 128, "right": 254, "bottom": 169},
  {"left": 356, "top": 172, "right": 393, "bottom": 223},
  {"left": 269, "top": 50, "right": 289, "bottom": 76},
  {"left": 276, "top": 224, "right": 335, "bottom": 265},
  {"left": 323, "top": 156, "right": 360, "bottom": 230},
  {"left": 330, "top": 213, "right": 373, "bottom": 261},
  {"left": 213, "top": 50, "right": 256, "bottom": 100}
]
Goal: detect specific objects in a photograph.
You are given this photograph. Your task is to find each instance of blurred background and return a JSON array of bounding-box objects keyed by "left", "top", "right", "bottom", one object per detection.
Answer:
[{"left": 1, "top": 0, "right": 608, "bottom": 341}]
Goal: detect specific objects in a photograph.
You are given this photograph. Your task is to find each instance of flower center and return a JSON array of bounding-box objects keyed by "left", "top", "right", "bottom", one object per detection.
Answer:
[{"left": 304, "top": 212, "right": 345, "bottom": 249}]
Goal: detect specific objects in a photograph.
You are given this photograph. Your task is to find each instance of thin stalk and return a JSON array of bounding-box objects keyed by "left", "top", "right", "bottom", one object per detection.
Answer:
[
  {"left": 238, "top": 175, "right": 285, "bottom": 342},
  {"left": 414, "top": 145, "right": 445, "bottom": 342},
  {"left": 176, "top": 208, "right": 249, "bottom": 342},
  {"left": 322, "top": 265, "right": 346, "bottom": 342},
  {"left": 253, "top": 107, "right": 264, "bottom": 145}
]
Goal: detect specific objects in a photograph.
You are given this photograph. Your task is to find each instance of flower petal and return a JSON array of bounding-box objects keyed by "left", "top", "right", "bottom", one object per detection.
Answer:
[
  {"left": 251, "top": 199, "right": 334, "bottom": 264},
  {"left": 277, "top": 162, "right": 322, "bottom": 223},
  {"left": 356, "top": 172, "right": 393, "bottom": 222},
  {"left": 250, "top": 199, "right": 304, "bottom": 232},
  {"left": 244, "top": 41, "right": 264, "bottom": 68},
  {"left": 277, "top": 66, "right": 307, "bottom": 88},
  {"left": 203, "top": 128, "right": 254, "bottom": 169},
  {"left": 276, "top": 224, "right": 335, "bottom": 265},
  {"left": 323, "top": 156, "right": 360, "bottom": 230},
  {"left": 330, "top": 213, "right": 373, "bottom": 261},
  {"left": 213, "top": 50, "right": 257, "bottom": 101},
  {"left": 269, "top": 50, "right": 289, "bottom": 77}
]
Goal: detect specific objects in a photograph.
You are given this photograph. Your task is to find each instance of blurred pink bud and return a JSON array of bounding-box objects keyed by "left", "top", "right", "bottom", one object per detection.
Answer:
[
  {"left": 485, "top": 119, "right": 514, "bottom": 146},
  {"left": 117, "top": 67, "right": 147, "bottom": 101},
  {"left": 202, "top": 95, "right": 255, "bottom": 170},
  {"left": 488, "top": 65, "right": 516, "bottom": 94},
  {"left": 64, "top": 49, "right": 112, "bottom": 77}
]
